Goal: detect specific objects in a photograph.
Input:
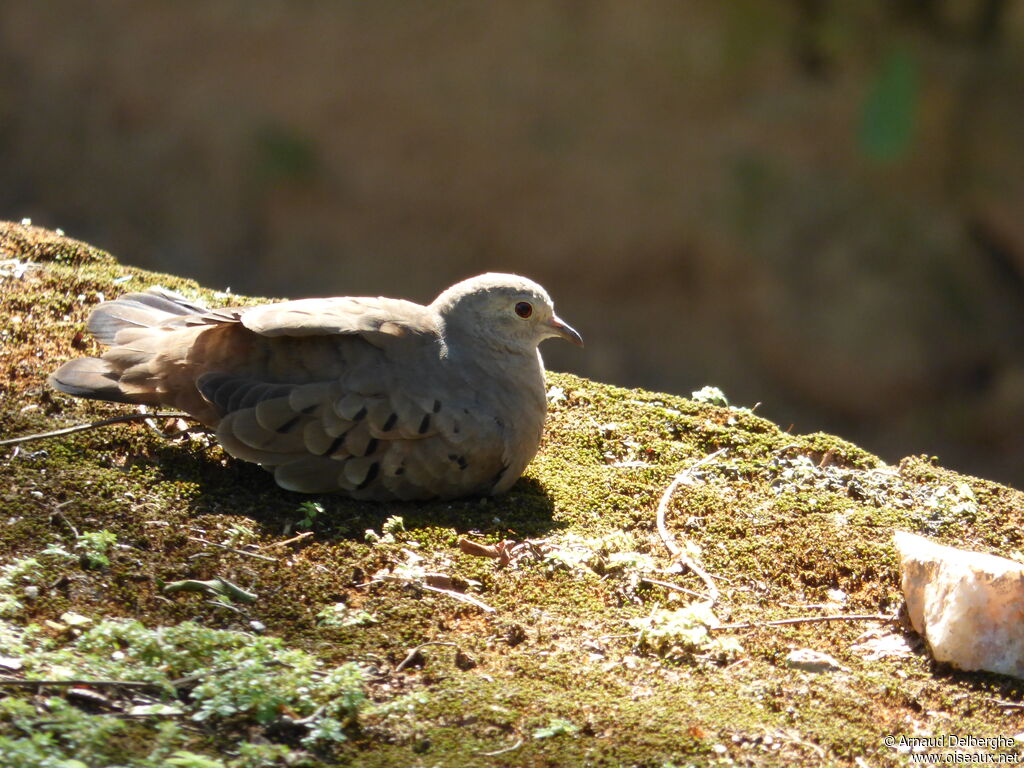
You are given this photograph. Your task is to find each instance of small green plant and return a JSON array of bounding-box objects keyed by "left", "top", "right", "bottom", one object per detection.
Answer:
[
  {"left": 74, "top": 530, "right": 118, "bottom": 569},
  {"left": 0, "top": 619, "right": 30, "bottom": 656},
  {"left": 0, "top": 557, "right": 43, "bottom": 616},
  {"left": 690, "top": 385, "right": 754, "bottom": 414},
  {"left": 0, "top": 618, "right": 371, "bottom": 766},
  {"left": 382, "top": 515, "right": 405, "bottom": 534},
  {"left": 691, "top": 386, "right": 729, "bottom": 407},
  {"left": 0, "top": 694, "right": 136, "bottom": 766},
  {"left": 541, "top": 531, "right": 652, "bottom": 577},
  {"left": 0, "top": 544, "right": 78, "bottom": 617},
  {"left": 542, "top": 539, "right": 599, "bottom": 573},
  {"left": 294, "top": 501, "right": 324, "bottom": 531},
  {"left": 920, "top": 481, "right": 978, "bottom": 533},
  {"left": 232, "top": 742, "right": 297, "bottom": 768},
  {"left": 533, "top": 717, "right": 581, "bottom": 739},
  {"left": 166, "top": 752, "right": 227, "bottom": 768},
  {"left": 365, "top": 515, "right": 406, "bottom": 546},
  {"left": 317, "top": 603, "right": 379, "bottom": 628},
  {"left": 774, "top": 454, "right": 820, "bottom": 489},
  {"left": 629, "top": 604, "right": 743, "bottom": 662}
]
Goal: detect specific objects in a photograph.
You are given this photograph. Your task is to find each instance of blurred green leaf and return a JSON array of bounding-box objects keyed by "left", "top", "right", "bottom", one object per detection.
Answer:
[
  {"left": 254, "top": 124, "right": 318, "bottom": 184},
  {"left": 859, "top": 47, "right": 918, "bottom": 162}
]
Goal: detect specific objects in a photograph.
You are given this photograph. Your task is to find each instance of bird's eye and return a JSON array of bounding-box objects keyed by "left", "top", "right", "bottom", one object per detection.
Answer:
[{"left": 515, "top": 301, "right": 533, "bottom": 319}]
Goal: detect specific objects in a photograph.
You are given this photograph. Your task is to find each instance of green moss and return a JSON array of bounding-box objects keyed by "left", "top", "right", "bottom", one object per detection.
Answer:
[{"left": 2, "top": 221, "right": 1024, "bottom": 766}]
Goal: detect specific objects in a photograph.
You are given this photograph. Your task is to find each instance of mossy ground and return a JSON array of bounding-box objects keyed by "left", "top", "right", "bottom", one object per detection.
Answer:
[{"left": 1, "top": 221, "right": 1023, "bottom": 766}]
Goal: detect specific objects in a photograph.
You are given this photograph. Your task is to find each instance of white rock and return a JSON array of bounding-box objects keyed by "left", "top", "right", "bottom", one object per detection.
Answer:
[
  {"left": 59, "top": 611, "right": 93, "bottom": 629},
  {"left": 850, "top": 628, "right": 915, "bottom": 661},
  {"left": 785, "top": 648, "right": 848, "bottom": 673},
  {"left": 894, "top": 531, "right": 1024, "bottom": 678}
]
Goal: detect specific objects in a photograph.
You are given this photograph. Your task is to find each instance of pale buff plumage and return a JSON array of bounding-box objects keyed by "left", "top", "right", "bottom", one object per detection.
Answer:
[{"left": 48, "top": 274, "right": 582, "bottom": 501}]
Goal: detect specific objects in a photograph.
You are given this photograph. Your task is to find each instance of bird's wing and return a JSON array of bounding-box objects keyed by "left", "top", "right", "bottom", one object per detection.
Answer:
[
  {"left": 61, "top": 288, "right": 505, "bottom": 499},
  {"left": 191, "top": 300, "right": 502, "bottom": 498},
  {"left": 203, "top": 366, "right": 502, "bottom": 499},
  {"left": 237, "top": 296, "right": 437, "bottom": 346}
]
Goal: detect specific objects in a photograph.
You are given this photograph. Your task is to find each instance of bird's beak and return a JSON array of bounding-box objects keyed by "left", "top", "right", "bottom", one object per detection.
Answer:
[{"left": 547, "top": 314, "right": 584, "bottom": 347}]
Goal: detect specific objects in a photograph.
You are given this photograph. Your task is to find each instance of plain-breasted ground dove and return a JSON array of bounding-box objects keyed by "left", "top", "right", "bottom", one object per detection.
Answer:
[{"left": 49, "top": 273, "right": 583, "bottom": 500}]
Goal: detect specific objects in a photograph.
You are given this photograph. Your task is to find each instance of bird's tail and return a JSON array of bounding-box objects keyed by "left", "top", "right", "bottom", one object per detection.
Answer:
[{"left": 49, "top": 289, "right": 209, "bottom": 405}]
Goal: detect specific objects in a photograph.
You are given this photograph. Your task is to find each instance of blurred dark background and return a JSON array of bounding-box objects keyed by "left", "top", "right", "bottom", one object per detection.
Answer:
[{"left": 2, "top": 1, "right": 1022, "bottom": 487}]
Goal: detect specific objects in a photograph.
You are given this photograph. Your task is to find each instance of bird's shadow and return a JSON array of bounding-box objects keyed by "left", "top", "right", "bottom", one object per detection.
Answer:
[{"left": 147, "top": 439, "right": 564, "bottom": 542}]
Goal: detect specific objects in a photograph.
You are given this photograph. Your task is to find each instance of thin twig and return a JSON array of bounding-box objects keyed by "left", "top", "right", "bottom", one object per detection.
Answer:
[
  {"left": 0, "top": 412, "right": 192, "bottom": 446},
  {"left": 394, "top": 641, "right": 459, "bottom": 673},
  {"left": 266, "top": 531, "right": 315, "bottom": 549},
  {"left": 291, "top": 702, "right": 329, "bottom": 726},
  {"left": 638, "top": 578, "right": 709, "bottom": 601},
  {"left": 420, "top": 583, "right": 495, "bottom": 613},
  {"left": 478, "top": 738, "right": 524, "bottom": 757},
  {"left": 791, "top": 735, "right": 827, "bottom": 760},
  {"left": 988, "top": 698, "right": 1024, "bottom": 710},
  {"left": 187, "top": 537, "right": 278, "bottom": 563},
  {"left": 0, "top": 677, "right": 161, "bottom": 690},
  {"left": 712, "top": 613, "right": 897, "bottom": 631},
  {"left": 655, "top": 448, "right": 728, "bottom": 557},
  {"left": 654, "top": 448, "right": 728, "bottom": 605},
  {"left": 50, "top": 501, "right": 79, "bottom": 538}
]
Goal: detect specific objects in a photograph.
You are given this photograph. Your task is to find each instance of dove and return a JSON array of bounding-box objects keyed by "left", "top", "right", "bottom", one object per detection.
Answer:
[{"left": 48, "top": 273, "right": 583, "bottom": 501}]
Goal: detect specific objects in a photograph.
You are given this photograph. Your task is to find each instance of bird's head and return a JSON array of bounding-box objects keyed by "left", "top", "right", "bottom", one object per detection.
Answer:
[{"left": 432, "top": 273, "right": 583, "bottom": 355}]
